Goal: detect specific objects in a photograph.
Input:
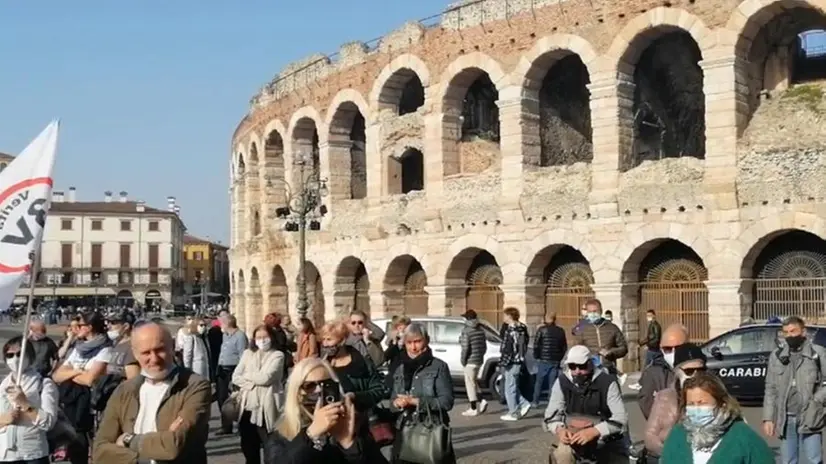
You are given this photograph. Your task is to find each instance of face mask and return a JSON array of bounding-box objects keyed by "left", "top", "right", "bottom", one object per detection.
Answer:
[
  {"left": 320, "top": 344, "right": 341, "bottom": 359},
  {"left": 685, "top": 405, "right": 716, "bottom": 426},
  {"left": 255, "top": 339, "right": 271, "bottom": 350},
  {"left": 646, "top": 317, "right": 653, "bottom": 322},
  {"left": 604, "top": 316, "right": 613, "bottom": 322},
  {"left": 786, "top": 335, "right": 805, "bottom": 351},
  {"left": 107, "top": 330, "right": 121, "bottom": 341},
  {"left": 141, "top": 367, "right": 171, "bottom": 380},
  {"left": 29, "top": 332, "right": 44, "bottom": 341},
  {"left": 572, "top": 372, "right": 591, "bottom": 387},
  {"left": 302, "top": 392, "right": 321, "bottom": 413},
  {"left": 663, "top": 351, "right": 676, "bottom": 368},
  {"left": 197, "top": 326, "right": 207, "bottom": 334},
  {"left": 586, "top": 313, "right": 601, "bottom": 323},
  {"left": 5, "top": 356, "right": 25, "bottom": 374}
]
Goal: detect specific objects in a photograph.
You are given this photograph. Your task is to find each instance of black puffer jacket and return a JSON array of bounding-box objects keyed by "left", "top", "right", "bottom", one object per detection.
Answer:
[
  {"left": 459, "top": 319, "right": 487, "bottom": 366},
  {"left": 533, "top": 323, "right": 567, "bottom": 363}
]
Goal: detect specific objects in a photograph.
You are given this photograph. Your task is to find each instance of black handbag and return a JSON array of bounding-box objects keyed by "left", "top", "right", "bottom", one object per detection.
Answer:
[{"left": 396, "top": 401, "right": 452, "bottom": 464}]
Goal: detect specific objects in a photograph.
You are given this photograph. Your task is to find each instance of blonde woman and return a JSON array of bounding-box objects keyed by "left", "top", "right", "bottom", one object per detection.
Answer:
[
  {"left": 182, "top": 318, "right": 211, "bottom": 379},
  {"left": 270, "top": 357, "right": 387, "bottom": 463},
  {"left": 232, "top": 325, "right": 286, "bottom": 464}
]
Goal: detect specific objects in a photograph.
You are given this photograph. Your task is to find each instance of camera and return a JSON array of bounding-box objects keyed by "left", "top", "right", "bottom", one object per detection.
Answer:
[{"left": 321, "top": 380, "right": 341, "bottom": 405}]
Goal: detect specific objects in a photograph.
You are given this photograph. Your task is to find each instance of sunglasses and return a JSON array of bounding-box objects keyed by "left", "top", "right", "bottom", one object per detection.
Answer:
[
  {"left": 301, "top": 379, "right": 336, "bottom": 392},
  {"left": 4, "top": 352, "right": 20, "bottom": 360},
  {"left": 661, "top": 346, "right": 677, "bottom": 354},
  {"left": 682, "top": 367, "right": 707, "bottom": 376},
  {"left": 567, "top": 363, "right": 589, "bottom": 371},
  {"left": 350, "top": 320, "right": 364, "bottom": 326}
]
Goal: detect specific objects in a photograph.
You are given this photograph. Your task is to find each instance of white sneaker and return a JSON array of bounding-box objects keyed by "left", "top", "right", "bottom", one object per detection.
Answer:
[
  {"left": 478, "top": 399, "right": 488, "bottom": 413},
  {"left": 629, "top": 383, "right": 642, "bottom": 391},
  {"left": 518, "top": 402, "right": 532, "bottom": 418},
  {"left": 619, "top": 374, "right": 628, "bottom": 386},
  {"left": 462, "top": 408, "right": 479, "bottom": 417},
  {"left": 500, "top": 413, "right": 518, "bottom": 421}
]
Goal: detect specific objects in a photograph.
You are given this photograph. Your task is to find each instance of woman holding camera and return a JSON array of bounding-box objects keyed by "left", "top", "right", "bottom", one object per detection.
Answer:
[
  {"left": 232, "top": 324, "right": 286, "bottom": 464},
  {"left": 271, "top": 357, "right": 387, "bottom": 463},
  {"left": 318, "top": 321, "right": 385, "bottom": 414}
]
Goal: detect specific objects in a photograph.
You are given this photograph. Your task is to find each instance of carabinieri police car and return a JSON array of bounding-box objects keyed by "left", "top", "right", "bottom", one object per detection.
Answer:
[{"left": 702, "top": 323, "right": 826, "bottom": 401}]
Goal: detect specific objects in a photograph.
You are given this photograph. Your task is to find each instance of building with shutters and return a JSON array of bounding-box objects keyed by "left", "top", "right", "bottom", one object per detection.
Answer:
[
  {"left": 183, "top": 235, "right": 230, "bottom": 304},
  {"left": 16, "top": 188, "right": 187, "bottom": 308}
]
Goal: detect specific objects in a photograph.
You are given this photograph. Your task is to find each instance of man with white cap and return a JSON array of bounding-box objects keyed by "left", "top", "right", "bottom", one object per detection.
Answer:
[{"left": 544, "top": 345, "right": 629, "bottom": 464}]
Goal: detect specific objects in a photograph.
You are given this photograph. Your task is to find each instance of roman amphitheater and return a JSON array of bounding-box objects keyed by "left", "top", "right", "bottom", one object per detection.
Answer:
[{"left": 229, "top": 0, "right": 826, "bottom": 367}]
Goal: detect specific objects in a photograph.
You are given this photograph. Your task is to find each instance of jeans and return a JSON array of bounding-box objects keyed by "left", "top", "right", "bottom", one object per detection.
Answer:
[
  {"left": 781, "top": 415, "right": 823, "bottom": 464},
  {"left": 644, "top": 349, "right": 657, "bottom": 368},
  {"left": 504, "top": 363, "right": 529, "bottom": 415},
  {"left": 532, "top": 360, "right": 560, "bottom": 405}
]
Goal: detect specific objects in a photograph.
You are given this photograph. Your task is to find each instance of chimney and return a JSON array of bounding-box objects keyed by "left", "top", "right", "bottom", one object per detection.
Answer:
[
  {"left": 167, "top": 196, "right": 176, "bottom": 212},
  {"left": 174, "top": 205, "right": 181, "bottom": 215},
  {"left": 104, "top": 191, "right": 113, "bottom": 203},
  {"left": 67, "top": 187, "right": 76, "bottom": 203},
  {"left": 52, "top": 191, "right": 64, "bottom": 202},
  {"left": 136, "top": 200, "right": 145, "bottom": 212},
  {"left": 119, "top": 191, "right": 128, "bottom": 203}
]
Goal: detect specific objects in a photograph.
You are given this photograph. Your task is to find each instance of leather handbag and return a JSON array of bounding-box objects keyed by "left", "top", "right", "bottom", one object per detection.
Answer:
[
  {"left": 220, "top": 391, "right": 242, "bottom": 423},
  {"left": 396, "top": 401, "right": 452, "bottom": 464}
]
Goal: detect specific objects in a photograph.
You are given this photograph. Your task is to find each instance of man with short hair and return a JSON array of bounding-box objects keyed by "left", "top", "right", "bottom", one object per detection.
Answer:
[
  {"left": 93, "top": 322, "right": 211, "bottom": 464},
  {"left": 574, "top": 299, "right": 628, "bottom": 383},
  {"left": 345, "top": 309, "right": 385, "bottom": 366},
  {"left": 460, "top": 309, "right": 488, "bottom": 416},
  {"left": 763, "top": 316, "right": 826, "bottom": 464},
  {"left": 215, "top": 314, "right": 247, "bottom": 435},
  {"left": 500, "top": 307, "right": 531, "bottom": 421},
  {"left": 28, "top": 319, "right": 59, "bottom": 376},
  {"left": 638, "top": 323, "right": 688, "bottom": 420},
  {"left": 639, "top": 309, "right": 662, "bottom": 368},
  {"left": 533, "top": 312, "right": 567, "bottom": 407}
]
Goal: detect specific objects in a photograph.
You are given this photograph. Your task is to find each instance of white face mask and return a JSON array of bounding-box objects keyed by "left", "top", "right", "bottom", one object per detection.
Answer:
[
  {"left": 663, "top": 351, "right": 675, "bottom": 368},
  {"left": 5, "top": 355, "right": 26, "bottom": 374},
  {"left": 107, "top": 330, "right": 121, "bottom": 341},
  {"left": 197, "top": 326, "right": 207, "bottom": 334},
  {"left": 255, "top": 339, "right": 271, "bottom": 351},
  {"left": 141, "top": 367, "right": 171, "bottom": 380}
]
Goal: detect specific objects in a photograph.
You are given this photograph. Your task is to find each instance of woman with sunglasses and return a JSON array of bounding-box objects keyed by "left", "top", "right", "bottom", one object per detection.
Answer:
[
  {"left": 270, "top": 357, "right": 387, "bottom": 463},
  {"left": 0, "top": 336, "right": 58, "bottom": 464},
  {"left": 644, "top": 343, "right": 707, "bottom": 463}
]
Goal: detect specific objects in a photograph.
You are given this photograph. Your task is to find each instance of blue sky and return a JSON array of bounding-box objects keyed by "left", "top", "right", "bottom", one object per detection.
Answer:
[{"left": 0, "top": 0, "right": 447, "bottom": 244}]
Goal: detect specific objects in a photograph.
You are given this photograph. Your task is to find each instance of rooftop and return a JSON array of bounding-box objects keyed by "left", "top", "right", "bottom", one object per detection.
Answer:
[{"left": 184, "top": 234, "right": 228, "bottom": 250}]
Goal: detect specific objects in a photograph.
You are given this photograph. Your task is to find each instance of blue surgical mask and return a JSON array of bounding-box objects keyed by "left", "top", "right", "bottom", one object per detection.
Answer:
[
  {"left": 586, "top": 313, "right": 601, "bottom": 323},
  {"left": 685, "top": 405, "right": 716, "bottom": 426}
]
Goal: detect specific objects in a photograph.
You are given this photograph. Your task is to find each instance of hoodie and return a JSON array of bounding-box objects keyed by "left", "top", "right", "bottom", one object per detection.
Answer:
[{"left": 459, "top": 319, "right": 487, "bottom": 366}]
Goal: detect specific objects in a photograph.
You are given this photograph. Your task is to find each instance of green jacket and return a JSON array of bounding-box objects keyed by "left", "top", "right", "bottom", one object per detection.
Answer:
[{"left": 661, "top": 420, "right": 774, "bottom": 464}]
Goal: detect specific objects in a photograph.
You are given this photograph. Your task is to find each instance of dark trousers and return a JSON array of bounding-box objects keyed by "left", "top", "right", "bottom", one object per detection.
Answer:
[
  {"left": 68, "top": 433, "right": 89, "bottom": 464},
  {"left": 216, "top": 365, "right": 236, "bottom": 433},
  {"left": 533, "top": 360, "right": 560, "bottom": 404},
  {"left": 239, "top": 410, "right": 274, "bottom": 464},
  {"left": 6, "top": 458, "right": 50, "bottom": 464}
]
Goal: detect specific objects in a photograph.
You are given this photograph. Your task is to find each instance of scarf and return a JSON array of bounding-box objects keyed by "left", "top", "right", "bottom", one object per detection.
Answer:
[
  {"left": 682, "top": 408, "right": 736, "bottom": 451},
  {"left": 401, "top": 348, "right": 433, "bottom": 392},
  {"left": 75, "top": 334, "right": 110, "bottom": 357}
]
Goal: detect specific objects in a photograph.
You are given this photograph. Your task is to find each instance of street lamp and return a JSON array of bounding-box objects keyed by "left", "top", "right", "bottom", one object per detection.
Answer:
[{"left": 272, "top": 152, "right": 328, "bottom": 318}]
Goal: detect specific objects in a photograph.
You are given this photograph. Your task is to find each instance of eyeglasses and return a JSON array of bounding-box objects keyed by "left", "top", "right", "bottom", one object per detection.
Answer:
[
  {"left": 350, "top": 320, "right": 364, "bottom": 326},
  {"left": 567, "top": 363, "right": 589, "bottom": 371},
  {"left": 301, "top": 379, "right": 336, "bottom": 392},
  {"left": 4, "top": 352, "right": 20, "bottom": 360},
  {"left": 682, "top": 367, "right": 706, "bottom": 376}
]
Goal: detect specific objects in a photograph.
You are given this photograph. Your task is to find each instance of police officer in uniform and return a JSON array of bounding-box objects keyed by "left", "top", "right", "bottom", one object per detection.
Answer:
[{"left": 544, "top": 345, "right": 629, "bottom": 464}]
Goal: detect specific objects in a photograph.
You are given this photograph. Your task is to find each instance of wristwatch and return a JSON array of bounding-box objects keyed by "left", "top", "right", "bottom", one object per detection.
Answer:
[{"left": 122, "top": 433, "right": 135, "bottom": 447}]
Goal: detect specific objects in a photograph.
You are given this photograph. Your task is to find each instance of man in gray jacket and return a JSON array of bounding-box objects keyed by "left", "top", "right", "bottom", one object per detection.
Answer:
[
  {"left": 460, "top": 310, "right": 488, "bottom": 416},
  {"left": 544, "top": 345, "right": 628, "bottom": 464},
  {"left": 763, "top": 316, "right": 826, "bottom": 464}
]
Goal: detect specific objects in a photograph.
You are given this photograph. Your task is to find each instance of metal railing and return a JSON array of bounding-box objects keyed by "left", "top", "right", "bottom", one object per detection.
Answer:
[
  {"left": 748, "top": 277, "right": 826, "bottom": 324},
  {"left": 638, "top": 281, "right": 709, "bottom": 344}
]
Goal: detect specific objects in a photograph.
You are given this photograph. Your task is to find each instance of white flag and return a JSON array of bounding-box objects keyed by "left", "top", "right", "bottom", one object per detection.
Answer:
[{"left": 0, "top": 121, "right": 59, "bottom": 311}]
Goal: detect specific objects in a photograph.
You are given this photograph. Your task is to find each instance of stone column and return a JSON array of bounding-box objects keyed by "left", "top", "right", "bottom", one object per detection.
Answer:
[
  {"left": 496, "top": 86, "right": 538, "bottom": 207},
  {"left": 245, "top": 292, "right": 264, "bottom": 333},
  {"left": 706, "top": 280, "right": 743, "bottom": 338},
  {"left": 233, "top": 293, "right": 247, "bottom": 332},
  {"left": 587, "top": 76, "right": 634, "bottom": 218},
  {"left": 245, "top": 171, "right": 261, "bottom": 236},
  {"left": 324, "top": 134, "right": 353, "bottom": 201},
  {"left": 423, "top": 286, "right": 448, "bottom": 316},
  {"left": 369, "top": 291, "right": 386, "bottom": 319},
  {"left": 365, "top": 122, "right": 383, "bottom": 204},
  {"left": 236, "top": 182, "right": 248, "bottom": 243},
  {"left": 422, "top": 113, "right": 447, "bottom": 202},
  {"left": 700, "top": 55, "right": 747, "bottom": 210}
]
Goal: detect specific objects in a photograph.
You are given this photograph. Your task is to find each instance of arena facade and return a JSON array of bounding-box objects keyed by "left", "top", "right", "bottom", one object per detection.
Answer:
[{"left": 229, "top": 0, "right": 826, "bottom": 367}]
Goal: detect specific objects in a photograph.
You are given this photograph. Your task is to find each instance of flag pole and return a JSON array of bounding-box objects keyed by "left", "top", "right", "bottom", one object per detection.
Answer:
[{"left": 15, "top": 237, "right": 44, "bottom": 385}]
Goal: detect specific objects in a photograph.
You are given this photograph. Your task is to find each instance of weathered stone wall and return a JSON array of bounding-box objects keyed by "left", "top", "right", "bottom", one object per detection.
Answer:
[
  {"left": 520, "top": 164, "right": 591, "bottom": 217},
  {"left": 618, "top": 158, "right": 705, "bottom": 212},
  {"left": 459, "top": 138, "right": 500, "bottom": 174}
]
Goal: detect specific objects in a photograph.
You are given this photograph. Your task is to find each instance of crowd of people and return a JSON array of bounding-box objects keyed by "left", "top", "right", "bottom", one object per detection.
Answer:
[{"left": 0, "top": 300, "right": 822, "bottom": 463}]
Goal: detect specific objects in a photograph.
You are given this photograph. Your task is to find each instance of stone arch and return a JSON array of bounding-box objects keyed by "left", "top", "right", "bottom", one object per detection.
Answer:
[
  {"left": 516, "top": 34, "right": 598, "bottom": 167},
  {"left": 326, "top": 92, "right": 369, "bottom": 200},
  {"left": 288, "top": 106, "right": 324, "bottom": 178},
  {"left": 300, "top": 261, "right": 326, "bottom": 329},
  {"left": 525, "top": 244, "right": 595, "bottom": 330},
  {"left": 334, "top": 256, "right": 370, "bottom": 317},
  {"left": 435, "top": 52, "right": 507, "bottom": 177},
  {"left": 383, "top": 254, "right": 429, "bottom": 316},
  {"left": 735, "top": 211, "right": 826, "bottom": 271},
  {"left": 248, "top": 140, "right": 260, "bottom": 165},
  {"left": 370, "top": 53, "right": 431, "bottom": 113},
  {"left": 262, "top": 120, "right": 288, "bottom": 217},
  {"left": 378, "top": 242, "right": 435, "bottom": 286},
  {"left": 269, "top": 265, "right": 289, "bottom": 315},
  {"left": 621, "top": 238, "right": 709, "bottom": 364},
  {"left": 445, "top": 246, "right": 503, "bottom": 326},
  {"left": 740, "top": 228, "right": 826, "bottom": 322}
]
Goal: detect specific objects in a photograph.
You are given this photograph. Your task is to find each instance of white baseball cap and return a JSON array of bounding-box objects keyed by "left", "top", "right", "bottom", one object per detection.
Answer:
[{"left": 565, "top": 345, "right": 592, "bottom": 365}]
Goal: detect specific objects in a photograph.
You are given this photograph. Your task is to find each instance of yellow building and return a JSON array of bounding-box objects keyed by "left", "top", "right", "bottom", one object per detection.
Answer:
[{"left": 183, "top": 235, "right": 229, "bottom": 303}]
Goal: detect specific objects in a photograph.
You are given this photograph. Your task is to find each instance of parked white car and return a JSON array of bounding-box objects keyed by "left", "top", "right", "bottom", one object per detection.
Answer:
[{"left": 373, "top": 315, "right": 534, "bottom": 400}]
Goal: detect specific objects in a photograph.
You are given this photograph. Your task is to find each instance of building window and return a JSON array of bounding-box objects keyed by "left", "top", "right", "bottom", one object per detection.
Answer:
[
  {"left": 60, "top": 219, "right": 72, "bottom": 230},
  {"left": 91, "top": 220, "right": 103, "bottom": 231},
  {"left": 194, "top": 251, "right": 204, "bottom": 260},
  {"left": 118, "top": 271, "right": 133, "bottom": 284},
  {"left": 91, "top": 271, "right": 102, "bottom": 284},
  {"left": 61, "top": 272, "right": 73, "bottom": 285},
  {"left": 194, "top": 270, "right": 202, "bottom": 281},
  {"left": 148, "top": 221, "right": 159, "bottom": 231},
  {"left": 149, "top": 271, "right": 158, "bottom": 284},
  {"left": 120, "top": 220, "right": 131, "bottom": 231}
]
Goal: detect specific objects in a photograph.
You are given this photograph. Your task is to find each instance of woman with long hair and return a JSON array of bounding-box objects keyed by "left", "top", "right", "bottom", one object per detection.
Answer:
[
  {"left": 270, "top": 357, "right": 387, "bottom": 462},
  {"left": 232, "top": 325, "right": 286, "bottom": 464},
  {"left": 661, "top": 371, "right": 773, "bottom": 463},
  {"left": 0, "top": 336, "right": 58, "bottom": 464},
  {"left": 296, "top": 318, "right": 318, "bottom": 362},
  {"left": 644, "top": 343, "right": 707, "bottom": 463}
]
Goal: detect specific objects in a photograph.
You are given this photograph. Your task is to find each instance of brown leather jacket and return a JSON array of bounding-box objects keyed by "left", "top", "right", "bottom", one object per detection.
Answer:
[
  {"left": 92, "top": 368, "right": 212, "bottom": 464},
  {"left": 644, "top": 386, "right": 680, "bottom": 457}
]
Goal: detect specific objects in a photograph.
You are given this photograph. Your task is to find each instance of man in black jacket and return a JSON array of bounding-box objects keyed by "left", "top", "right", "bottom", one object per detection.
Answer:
[
  {"left": 639, "top": 309, "right": 662, "bottom": 367},
  {"left": 460, "top": 310, "right": 488, "bottom": 416},
  {"left": 532, "top": 312, "right": 567, "bottom": 407},
  {"left": 500, "top": 307, "right": 531, "bottom": 421},
  {"left": 638, "top": 323, "right": 687, "bottom": 419}
]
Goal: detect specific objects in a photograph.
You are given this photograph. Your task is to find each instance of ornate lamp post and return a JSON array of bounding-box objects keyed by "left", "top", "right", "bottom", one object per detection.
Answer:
[{"left": 273, "top": 153, "right": 328, "bottom": 318}]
